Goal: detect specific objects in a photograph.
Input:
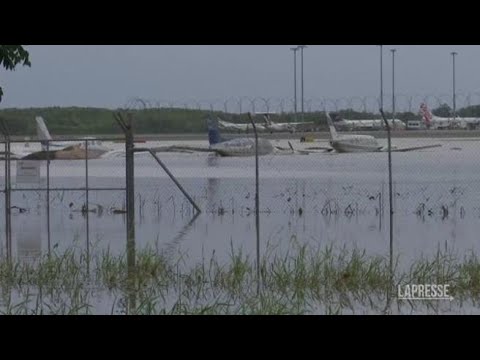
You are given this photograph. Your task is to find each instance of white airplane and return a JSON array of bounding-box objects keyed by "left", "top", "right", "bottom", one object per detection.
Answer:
[
  {"left": 217, "top": 118, "right": 266, "bottom": 133},
  {"left": 323, "top": 112, "right": 441, "bottom": 153},
  {"left": 331, "top": 113, "right": 406, "bottom": 131},
  {"left": 150, "top": 118, "right": 314, "bottom": 157},
  {"left": 419, "top": 103, "right": 480, "bottom": 130},
  {"left": 149, "top": 118, "right": 274, "bottom": 157},
  {"left": 35, "top": 116, "right": 109, "bottom": 154},
  {"left": 19, "top": 117, "right": 111, "bottom": 160},
  {"left": 207, "top": 118, "right": 274, "bottom": 156},
  {"left": 260, "top": 113, "right": 314, "bottom": 134}
]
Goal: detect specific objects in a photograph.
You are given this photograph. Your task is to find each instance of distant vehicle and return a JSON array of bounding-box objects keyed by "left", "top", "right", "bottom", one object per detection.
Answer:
[{"left": 406, "top": 120, "right": 425, "bottom": 130}]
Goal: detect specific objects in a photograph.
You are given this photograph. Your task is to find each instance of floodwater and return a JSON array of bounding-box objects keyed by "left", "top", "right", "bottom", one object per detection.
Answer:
[
  {"left": 2, "top": 137, "right": 480, "bottom": 314},
  {"left": 1, "top": 137, "right": 479, "bottom": 266}
]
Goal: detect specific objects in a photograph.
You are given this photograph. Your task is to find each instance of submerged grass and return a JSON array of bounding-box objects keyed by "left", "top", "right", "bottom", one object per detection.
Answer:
[{"left": 1, "top": 242, "right": 480, "bottom": 314}]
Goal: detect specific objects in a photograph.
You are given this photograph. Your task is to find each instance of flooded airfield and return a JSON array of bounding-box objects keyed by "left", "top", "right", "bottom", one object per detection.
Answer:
[
  {"left": 2, "top": 136, "right": 480, "bottom": 314},
  {"left": 1, "top": 136, "right": 479, "bottom": 266}
]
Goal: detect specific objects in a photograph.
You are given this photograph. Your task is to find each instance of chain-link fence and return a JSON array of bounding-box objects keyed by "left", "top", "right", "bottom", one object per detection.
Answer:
[
  {"left": 1, "top": 97, "right": 478, "bottom": 261},
  {"left": 124, "top": 92, "right": 480, "bottom": 114},
  {"left": 1, "top": 96, "right": 479, "bottom": 313}
]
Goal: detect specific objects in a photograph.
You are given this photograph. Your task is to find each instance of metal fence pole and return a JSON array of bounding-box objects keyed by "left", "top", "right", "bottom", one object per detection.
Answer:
[
  {"left": 380, "top": 109, "right": 394, "bottom": 311},
  {"left": 85, "top": 140, "right": 90, "bottom": 273},
  {"left": 113, "top": 111, "right": 136, "bottom": 313},
  {"left": 125, "top": 115, "right": 135, "bottom": 268},
  {"left": 3, "top": 138, "right": 6, "bottom": 259},
  {"left": 47, "top": 141, "right": 51, "bottom": 255},
  {"left": 6, "top": 136, "right": 11, "bottom": 261},
  {"left": 0, "top": 118, "right": 12, "bottom": 261},
  {"left": 248, "top": 113, "right": 261, "bottom": 296},
  {"left": 3, "top": 136, "right": 8, "bottom": 259},
  {"left": 138, "top": 149, "right": 201, "bottom": 215}
]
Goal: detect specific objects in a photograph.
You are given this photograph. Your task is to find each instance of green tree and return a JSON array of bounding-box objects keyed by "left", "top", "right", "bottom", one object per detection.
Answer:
[{"left": 0, "top": 45, "right": 31, "bottom": 102}]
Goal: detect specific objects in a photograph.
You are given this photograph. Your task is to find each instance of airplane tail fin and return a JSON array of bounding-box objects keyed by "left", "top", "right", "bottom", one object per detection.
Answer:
[
  {"left": 207, "top": 118, "right": 224, "bottom": 146},
  {"left": 325, "top": 112, "right": 339, "bottom": 140},
  {"left": 262, "top": 114, "right": 272, "bottom": 126},
  {"left": 216, "top": 117, "right": 227, "bottom": 129},
  {"left": 419, "top": 103, "right": 433, "bottom": 127},
  {"left": 35, "top": 116, "right": 52, "bottom": 150}
]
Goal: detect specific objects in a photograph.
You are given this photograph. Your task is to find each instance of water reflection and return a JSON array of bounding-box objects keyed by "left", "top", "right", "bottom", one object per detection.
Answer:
[
  {"left": 206, "top": 156, "right": 221, "bottom": 215},
  {"left": 16, "top": 218, "right": 42, "bottom": 263}
]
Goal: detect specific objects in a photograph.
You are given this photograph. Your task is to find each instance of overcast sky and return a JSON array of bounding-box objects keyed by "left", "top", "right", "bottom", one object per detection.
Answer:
[{"left": 1, "top": 45, "right": 479, "bottom": 109}]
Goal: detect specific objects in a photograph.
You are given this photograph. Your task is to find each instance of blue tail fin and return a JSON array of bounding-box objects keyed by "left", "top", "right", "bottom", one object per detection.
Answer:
[{"left": 207, "top": 118, "right": 224, "bottom": 146}]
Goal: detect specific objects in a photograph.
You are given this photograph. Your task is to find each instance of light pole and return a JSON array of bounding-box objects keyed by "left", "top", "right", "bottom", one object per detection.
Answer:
[
  {"left": 298, "top": 45, "right": 308, "bottom": 120},
  {"left": 391, "top": 49, "right": 396, "bottom": 130},
  {"left": 379, "top": 45, "right": 384, "bottom": 111},
  {"left": 451, "top": 52, "right": 458, "bottom": 120},
  {"left": 290, "top": 47, "right": 299, "bottom": 120}
]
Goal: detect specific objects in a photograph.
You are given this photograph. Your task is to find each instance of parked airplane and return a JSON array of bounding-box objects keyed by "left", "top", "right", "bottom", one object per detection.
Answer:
[
  {"left": 331, "top": 113, "right": 406, "bottom": 131},
  {"left": 19, "top": 117, "right": 111, "bottom": 160},
  {"left": 35, "top": 116, "right": 109, "bottom": 155},
  {"left": 207, "top": 118, "right": 274, "bottom": 156},
  {"left": 259, "top": 113, "right": 315, "bottom": 134},
  {"left": 149, "top": 118, "right": 274, "bottom": 157},
  {"left": 217, "top": 118, "right": 266, "bottom": 133},
  {"left": 150, "top": 118, "right": 315, "bottom": 157},
  {"left": 323, "top": 113, "right": 441, "bottom": 153},
  {"left": 419, "top": 103, "right": 480, "bottom": 130}
]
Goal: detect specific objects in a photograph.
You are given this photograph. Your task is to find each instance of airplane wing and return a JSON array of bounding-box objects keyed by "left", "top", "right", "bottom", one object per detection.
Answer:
[
  {"left": 101, "top": 146, "right": 216, "bottom": 158},
  {"left": 150, "top": 145, "right": 226, "bottom": 155},
  {"left": 151, "top": 146, "right": 212, "bottom": 153},
  {"left": 289, "top": 122, "right": 315, "bottom": 126},
  {"left": 391, "top": 144, "right": 442, "bottom": 153},
  {"left": 0, "top": 151, "right": 23, "bottom": 160},
  {"left": 274, "top": 146, "right": 311, "bottom": 155},
  {"left": 21, "top": 145, "right": 88, "bottom": 160},
  {"left": 305, "top": 146, "right": 334, "bottom": 152},
  {"left": 274, "top": 142, "right": 333, "bottom": 155}
]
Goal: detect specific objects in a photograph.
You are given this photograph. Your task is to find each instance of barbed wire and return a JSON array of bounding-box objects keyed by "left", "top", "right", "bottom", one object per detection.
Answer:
[{"left": 123, "top": 92, "right": 480, "bottom": 114}]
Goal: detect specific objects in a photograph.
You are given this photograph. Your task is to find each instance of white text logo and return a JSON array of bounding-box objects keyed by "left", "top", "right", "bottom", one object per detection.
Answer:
[{"left": 398, "top": 284, "right": 453, "bottom": 301}]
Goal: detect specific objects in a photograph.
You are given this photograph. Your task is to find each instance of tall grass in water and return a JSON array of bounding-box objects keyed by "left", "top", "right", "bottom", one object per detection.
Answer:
[{"left": 1, "top": 243, "right": 480, "bottom": 314}]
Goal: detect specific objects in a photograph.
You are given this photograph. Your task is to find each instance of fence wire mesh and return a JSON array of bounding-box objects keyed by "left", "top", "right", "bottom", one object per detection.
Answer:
[
  {"left": 124, "top": 93, "right": 480, "bottom": 115},
  {"left": 0, "top": 95, "right": 479, "bottom": 314}
]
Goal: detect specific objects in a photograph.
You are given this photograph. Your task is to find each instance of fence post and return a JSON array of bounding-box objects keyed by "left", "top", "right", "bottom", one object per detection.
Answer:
[
  {"left": 0, "top": 118, "right": 12, "bottom": 261},
  {"left": 114, "top": 112, "right": 136, "bottom": 313},
  {"left": 125, "top": 114, "right": 135, "bottom": 270},
  {"left": 248, "top": 113, "right": 261, "bottom": 296},
  {"left": 85, "top": 139, "right": 90, "bottom": 274},
  {"left": 138, "top": 149, "right": 201, "bottom": 215},
  {"left": 47, "top": 141, "right": 51, "bottom": 255},
  {"left": 380, "top": 109, "right": 394, "bottom": 312}
]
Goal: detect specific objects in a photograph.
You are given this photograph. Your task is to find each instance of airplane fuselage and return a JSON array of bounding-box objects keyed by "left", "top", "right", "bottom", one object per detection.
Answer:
[
  {"left": 330, "top": 135, "right": 382, "bottom": 153},
  {"left": 265, "top": 124, "right": 295, "bottom": 133},
  {"left": 211, "top": 138, "right": 274, "bottom": 157},
  {"left": 429, "top": 116, "right": 480, "bottom": 130},
  {"left": 337, "top": 119, "right": 406, "bottom": 131},
  {"left": 218, "top": 120, "right": 266, "bottom": 133}
]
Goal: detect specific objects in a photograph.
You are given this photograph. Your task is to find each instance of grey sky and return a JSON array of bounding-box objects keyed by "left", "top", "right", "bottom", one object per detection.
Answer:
[{"left": 1, "top": 45, "right": 479, "bottom": 109}]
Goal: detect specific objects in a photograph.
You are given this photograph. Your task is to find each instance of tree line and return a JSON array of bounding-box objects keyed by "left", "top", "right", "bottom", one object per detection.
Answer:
[{"left": 0, "top": 105, "right": 478, "bottom": 136}]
